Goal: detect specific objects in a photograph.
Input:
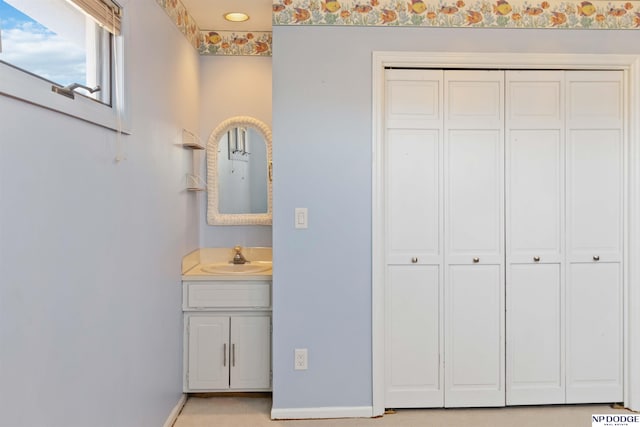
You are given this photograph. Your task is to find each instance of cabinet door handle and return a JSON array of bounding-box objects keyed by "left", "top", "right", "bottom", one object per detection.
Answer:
[
  {"left": 232, "top": 344, "right": 236, "bottom": 367},
  {"left": 593, "top": 255, "right": 600, "bottom": 261},
  {"left": 411, "top": 257, "right": 418, "bottom": 263},
  {"left": 223, "top": 343, "right": 227, "bottom": 367},
  {"left": 473, "top": 257, "right": 480, "bottom": 263},
  {"left": 533, "top": 256, "right": 540, "bottom": 262}
]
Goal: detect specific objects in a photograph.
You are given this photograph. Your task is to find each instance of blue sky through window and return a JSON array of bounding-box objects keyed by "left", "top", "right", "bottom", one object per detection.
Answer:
[
  {"left": 0, "top": 0, "right": 86, "bottom": 86},
  {"left": 0, "top": 1, "right": 30, "bottom": 22},
  {"left": 0, "top": 1, "right": 31, "bottom": 22}
]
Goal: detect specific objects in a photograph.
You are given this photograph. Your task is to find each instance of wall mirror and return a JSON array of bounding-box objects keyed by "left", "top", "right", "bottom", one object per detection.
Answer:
[{"left": 207, "top": 116, "right": 272, "bottom": 225}]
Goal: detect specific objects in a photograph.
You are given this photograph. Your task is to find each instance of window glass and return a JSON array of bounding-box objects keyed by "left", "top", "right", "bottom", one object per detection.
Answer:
[{"left": 0, "top": 0, "right": 111, "bottom": 104}]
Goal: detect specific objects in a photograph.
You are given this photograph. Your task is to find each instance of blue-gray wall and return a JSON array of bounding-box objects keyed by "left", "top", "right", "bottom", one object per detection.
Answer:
[
  {"left": 0, "top": 1, "right": 200, "bottom": 426},
  {"left": 271, "top": 26, "right": 640, "bottom": 410}
]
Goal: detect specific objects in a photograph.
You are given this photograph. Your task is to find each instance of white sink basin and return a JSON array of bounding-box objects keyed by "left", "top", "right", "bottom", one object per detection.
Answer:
[{"left": 201, "top": 262, "right": 271, "bottom": 274}]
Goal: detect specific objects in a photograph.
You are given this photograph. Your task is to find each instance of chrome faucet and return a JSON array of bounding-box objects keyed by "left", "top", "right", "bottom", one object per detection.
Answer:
[{"left": 232, "top": 246, "right": 249, "bottom": 264}]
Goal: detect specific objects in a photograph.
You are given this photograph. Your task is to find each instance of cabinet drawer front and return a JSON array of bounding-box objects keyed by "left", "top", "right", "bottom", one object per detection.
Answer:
[{"left": 185, "top": 283, "right": 271, "bottom": 309}]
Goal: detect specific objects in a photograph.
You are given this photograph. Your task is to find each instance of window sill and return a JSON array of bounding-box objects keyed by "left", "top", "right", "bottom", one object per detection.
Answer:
[{"left": 0, "top": 62, "right": 130, "bottom": 134}]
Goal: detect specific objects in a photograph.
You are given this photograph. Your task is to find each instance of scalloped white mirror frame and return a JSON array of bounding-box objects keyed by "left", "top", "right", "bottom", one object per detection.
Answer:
[{"left": 207, "top": 116, "right": 272, "bottom": 225}]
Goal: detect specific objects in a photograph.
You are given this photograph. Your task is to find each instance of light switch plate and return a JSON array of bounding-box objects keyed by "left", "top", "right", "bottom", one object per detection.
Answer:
[
  {"left": 295, "top": 208, "right": 308, "bottom": 229},
  {"left": 294, "top": 348, "right": 308, "bottom": 370}
]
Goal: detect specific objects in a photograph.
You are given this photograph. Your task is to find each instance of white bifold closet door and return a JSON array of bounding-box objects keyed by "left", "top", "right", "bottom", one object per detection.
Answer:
[
  {"left": 505, "top": 70, "right": 624, "bottom": 405},
  {"left": 384, "top": 69, "right": 444, "bottom": 408},
  {"left": 505, "top": 70, "right": 566, "bottom": 405},
  {"left": 443, "top": 70, "right": 505, "bottom": 408},
  {"left": 384, "top": 69, "right": 505, "bottom": 408},
  {"left": 384, "top": 67, "right": 623, "bottom": 409},
  {"left": 564, "top": 71, "right": 624, "bottom": 403}
]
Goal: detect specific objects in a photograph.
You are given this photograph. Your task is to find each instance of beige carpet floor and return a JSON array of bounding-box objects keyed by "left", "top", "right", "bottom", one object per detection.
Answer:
[{"left": 172, "top": 395, "right": 632, "bottom": 427}]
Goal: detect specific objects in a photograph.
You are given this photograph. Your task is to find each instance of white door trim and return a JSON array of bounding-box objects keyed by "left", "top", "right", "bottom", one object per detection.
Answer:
[{"left": 371, "top": 51, "right": 640, "bottom": 416}]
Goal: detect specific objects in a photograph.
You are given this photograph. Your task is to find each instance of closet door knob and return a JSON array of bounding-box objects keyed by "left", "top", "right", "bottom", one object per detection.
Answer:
[
  {"left": 533, "top": 256, "right": 540, "bottom": 262},
  {"left": 411, "top": 257, "right": 418, "bottom": 263},
  {"left": 473, "top": 257, "right": 480, "bottom": 263},
  {"left": 593, "top": 255, "right": 600, "bottom": 261}
]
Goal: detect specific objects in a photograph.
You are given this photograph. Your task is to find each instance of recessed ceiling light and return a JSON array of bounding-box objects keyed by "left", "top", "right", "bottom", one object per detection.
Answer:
[{"left": 224, "top": 12, "right": 250, "bottom": 22}]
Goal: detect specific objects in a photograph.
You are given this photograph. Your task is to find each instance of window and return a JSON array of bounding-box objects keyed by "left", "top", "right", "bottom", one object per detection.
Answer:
[{"left": 0, "top": 0, "right": 125, "bottom": 130}]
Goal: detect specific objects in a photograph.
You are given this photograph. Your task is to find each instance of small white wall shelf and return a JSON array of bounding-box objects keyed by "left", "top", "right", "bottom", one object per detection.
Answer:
[
  {"left": 182, "top": 129, "right": 205, "bottom": 150},
  {"left": 183, "top": 129, "right": 206, "bottom": 191}
]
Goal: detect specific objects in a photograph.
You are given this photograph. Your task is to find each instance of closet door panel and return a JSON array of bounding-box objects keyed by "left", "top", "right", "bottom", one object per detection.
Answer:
[
  {"left": 566, "top": 262, "right": 623, "bottom": 403},
  {"left": 507, "top": 129, "right": 563, "bottom": 261},
  {"left": 445, "top": 264, "right": 503, "bottom": 407},
  {"left": 567, "top": 129, "right": 623, "bottom": 259},
  {"left": 446, "top": 76, "right": 502, "bottom": 127},
  {"left": 567, "top": 75, "right": 622, "bottom": 129},
  {"left": 507, "top": 77, "right": 562, "bottom": 128},
  {"left": 505, "top": 71, "right": 565, "bottom": 405},
  {"left": 446, "top": 129, "right": 502, "bottom": 263},
  {"left": 565, "top": 70, "right": 624, "bottom": 403},
  {"left": 385, "top": 266, "right": 443, "bottom": 407},
  {"left": 386, "top": 129, "right": 440, "bottom": 265},
  {"left": 507, "top": 263, "right": 564, "bottom": 404},
  {"left": 386, "top": 69, "right": 443, "bottom": 129},
  {"left": 384, "top": 69, "right": 444, "bottom": 408},
  {"left": 444, "top": 70, "right": 504, "bottom": 407}
]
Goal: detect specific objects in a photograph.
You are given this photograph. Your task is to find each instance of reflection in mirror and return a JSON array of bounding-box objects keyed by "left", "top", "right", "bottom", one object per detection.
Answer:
[
  {"left": 218, "top": 127, "right": 268, "bottom": 214},
  {"left": 207, "top": 116, "right": 272, "bottom": 225}
]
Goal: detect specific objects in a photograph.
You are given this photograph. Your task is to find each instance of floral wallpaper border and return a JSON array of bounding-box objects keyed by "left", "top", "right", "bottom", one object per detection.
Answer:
[
  {"left": 155, "top": 0, "right": 274, "bottom": 55},
  {"left": 199, "top": 31, "right": 273, "bottom": 56},
  {"left": 272, "top": 0, "right": 640, "bottom": 29}
]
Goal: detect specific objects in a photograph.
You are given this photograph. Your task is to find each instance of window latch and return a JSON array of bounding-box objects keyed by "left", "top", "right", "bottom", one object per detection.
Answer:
[{"left": 52, "top": 83, "right": 101, "bottom": 100}]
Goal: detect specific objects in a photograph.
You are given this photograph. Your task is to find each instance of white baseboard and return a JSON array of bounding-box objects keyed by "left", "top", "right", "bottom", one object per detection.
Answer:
[
  {"left": 163, "top": 394, "right": 187, "bottom": 427},
  {"left": 271, "top": 406, "right": 373, "bottom": 420}
]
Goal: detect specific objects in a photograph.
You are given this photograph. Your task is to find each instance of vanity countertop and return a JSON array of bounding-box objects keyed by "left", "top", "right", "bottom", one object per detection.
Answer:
[
  {"left": 182, "top": 247, "right": 272, "bottom": 281},
  {"left": 182, "top": 264, "right": 272, "bottom": 281}
]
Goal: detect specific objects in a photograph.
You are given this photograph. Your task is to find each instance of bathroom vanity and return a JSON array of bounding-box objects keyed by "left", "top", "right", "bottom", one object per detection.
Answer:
[{"left": 182, "top": 248, "right": 272, "bottom": 392}]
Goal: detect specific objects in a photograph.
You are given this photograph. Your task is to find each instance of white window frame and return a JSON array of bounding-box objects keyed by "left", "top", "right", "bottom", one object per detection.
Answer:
[{"left": 0, "top": 7, "right": 128, "bottom": 132}]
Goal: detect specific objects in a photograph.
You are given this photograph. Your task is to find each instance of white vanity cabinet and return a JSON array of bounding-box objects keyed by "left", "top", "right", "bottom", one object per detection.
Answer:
[{"left": 183, "top": 280, "right": 272, "bottom": 392}]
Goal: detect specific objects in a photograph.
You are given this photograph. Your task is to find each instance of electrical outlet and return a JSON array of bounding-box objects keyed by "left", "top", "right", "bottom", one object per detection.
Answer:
[{"left": 294, "top": 348, "right": 308, "bottom": 370}]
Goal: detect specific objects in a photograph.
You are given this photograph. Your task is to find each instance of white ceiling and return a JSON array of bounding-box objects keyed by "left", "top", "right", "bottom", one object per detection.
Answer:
[{"left": 181, "top": 0, "right": 273, "bottom": 31}]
